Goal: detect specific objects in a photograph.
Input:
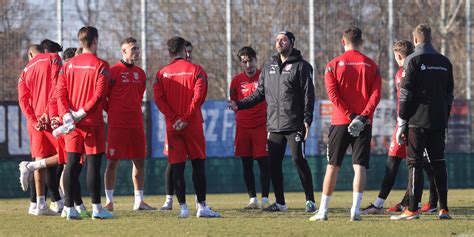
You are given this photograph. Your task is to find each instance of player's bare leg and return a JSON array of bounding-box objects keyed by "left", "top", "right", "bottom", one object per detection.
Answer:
[
  {"left": 132, "top": 159, "right": 156, "bottom": 211},
  {"left": 310, "top": 165, "right": 340, "bottom": 221},
  {"left": 104, "top": 159, "right": 119, "bottom": 211},
  {"left": 350, "top": 165, "right": 366, "bottom": 221}
]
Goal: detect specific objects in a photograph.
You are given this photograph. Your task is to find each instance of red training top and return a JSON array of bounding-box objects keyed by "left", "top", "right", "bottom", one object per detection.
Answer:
[
  {"left": 18, "top": 53, "right": 59, "bottom": 125},
  {"left": 154, "top": 58, "right": 207, "bottom": 129},
  {"left": 324, "top": 50, "right": 381, "bottom": 125},
  {"left": 229, "top": 70, "right": 266, "bottom": 128},
  {"left": 105, "top": 61, "right": 146, "bottom": 128},
  {"left": 46, "top": 53, "right": 63, "bottom": 119},
  {"left": 57, "top": 52, "right": 109, "bottom": 126}
]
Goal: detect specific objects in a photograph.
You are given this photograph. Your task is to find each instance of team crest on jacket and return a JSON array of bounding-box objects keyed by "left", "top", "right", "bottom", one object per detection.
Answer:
[
  {"left": 109, "top": 148, "right": 115, "bottom": 156},
  {"left": 133, "top": 72, "right": 139, "bottom": 80},
  {"left": 421, "top": 64, "right": 426, "bottom": 70},
  {"left": 338, "top": 61, "right": 345, "bottom": 66},
  {"left": 284, "top": 64, "right": 292, "bottom": 71}
]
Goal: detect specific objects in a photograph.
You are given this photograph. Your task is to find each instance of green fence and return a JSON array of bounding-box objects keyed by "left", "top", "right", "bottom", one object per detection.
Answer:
[{"left": 1, "top": 154, "right": 473, "bottom": 198}]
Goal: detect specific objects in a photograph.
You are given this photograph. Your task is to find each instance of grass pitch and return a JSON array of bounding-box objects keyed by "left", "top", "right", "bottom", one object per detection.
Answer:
[{"left": 1, "top": 189, "right": 473, "bottom": 236}]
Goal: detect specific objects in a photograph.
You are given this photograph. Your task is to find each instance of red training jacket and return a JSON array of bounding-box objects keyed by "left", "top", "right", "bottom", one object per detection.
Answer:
[
  {"left": 57, "top": 52, "right": 109, "bottom": 126},
  {"left": 325, "top": 50, "right": 381, "bottom": 125},
  {"left": 18, "top": 53, "right": 59, "bottom": 125},
  {"left": 105, "top": 61, "right": 146, "bottom": 128},
  {"left": 154, "top": 58, "right": 207, "bottom": 129},
  {"left": 229, "top": 70, "right": 266, "bottom": 128}
]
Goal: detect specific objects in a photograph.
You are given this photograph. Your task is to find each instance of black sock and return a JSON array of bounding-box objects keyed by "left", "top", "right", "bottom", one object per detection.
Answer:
[
  {"left": 46, "top": 166, "right": 61, "bottom": 202},
  {"left": 378, "top": 156, "right": 403, "bottom": 200},
  {"left": 191, "top": 159, "right": 206, "bottom": 204},
  {"left": 86, "top": 154, "right": 103, "bottom": 204},
  {"left": 74, "top": 165, "right": 84, "bottom": 206},
  {"left": 172, "top": 163, "right": 186, "bottom": 204},
  {"left": 64, "top": 153, "right": 81, "bottom": 207},
  {"left": 165, "top": 163, "right": 174, "bottom": 195},
  {"left": 257, "top": 157, "right": 270, "bottom": 198},
  {"left": 241, "top": 156, "right": 256, "bottom": 198}
]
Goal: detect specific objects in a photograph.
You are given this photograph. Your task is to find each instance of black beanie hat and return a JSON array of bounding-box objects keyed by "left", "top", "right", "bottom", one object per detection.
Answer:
[{"left": 279, "top": 31, "right": 295, "bottom": 45}]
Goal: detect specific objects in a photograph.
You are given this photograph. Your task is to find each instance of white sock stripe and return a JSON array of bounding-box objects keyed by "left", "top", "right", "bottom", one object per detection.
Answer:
[
  {"left": 424, "top": 148, "right": 431, "bottom": 163},
  {"left": 301, "top": 141, "right": 306, "bottom": 159},
  {"left": 326, "top": 144, "right": 330, "bottom": 162}
]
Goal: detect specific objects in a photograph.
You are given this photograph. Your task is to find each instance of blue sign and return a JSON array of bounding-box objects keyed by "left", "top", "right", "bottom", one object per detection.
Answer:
[{"left": 150, "top": 100, "right": 319, "bottom": 158}]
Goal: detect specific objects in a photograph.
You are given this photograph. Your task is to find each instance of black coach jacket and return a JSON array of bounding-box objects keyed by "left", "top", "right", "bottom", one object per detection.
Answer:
[
  {"left": 399, "top": 42, "right": 454, "bottom": 129},
  {"left": 236, "top": 48, "right": 315, "bottom": 133}
]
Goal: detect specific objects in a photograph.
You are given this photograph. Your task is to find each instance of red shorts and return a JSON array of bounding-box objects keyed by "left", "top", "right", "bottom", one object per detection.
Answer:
[
  {"left": 166, "top": 125, "right": 205, "bottom": 164},
  {"left": 27, "top": 123, "right": 57, "bottom": 158},
  {"left": 388, "top": 129, "right": 407, "bottom": 158},
  {"left": 64, "top": 125, "right": 105, "bottom": 155},
  {"left": 234, "top": 124, "right": 268, "bottom": 158},
  {"left": 57, "top": 136, "right": 67, "bottom": 164},
  {"left": 57, "top": 136, "right": 85, "bottom": 164},
  {"left": 107, "top": 127, "right": 146, "bottom": 160}
]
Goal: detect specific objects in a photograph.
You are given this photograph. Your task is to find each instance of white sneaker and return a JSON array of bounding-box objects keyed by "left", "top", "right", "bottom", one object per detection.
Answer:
[
  {"left": 245, "top": 199, "right": 259, "bottom": 209},
  {"left": 133, "top": 202, "right": 157, "bottom": 211},
  {"left": 34, "top": 206, "right": 59, "bottom": 216},
  {"left": 65, "top": 207, "right": 82, "bottom": 220},
  {"left": 160, "top": 201, "right": 173, "bottom": 211},
  {"left": 178, "top": 204, "right": 189, "bottom": 218},
  {"left": 350, "top": 213, "right": 362, "bottom": 221},
  {"left": 50, "top": 201, "right": 64, "bottom": 213},
  {"left": 19, "top": 161, "right": 32, "bottom": 191},
  {"left": 28, "top": 203, "right": 37, "bottom": 215},
  {"left": 196, "top": 206, "right": 221, "bottom": 218},
  {"left": 309, "top": 212, "right": 328, "bottom": 221},
  {"left": 92, "top": 208, "right": 113, "bottom": 220}
]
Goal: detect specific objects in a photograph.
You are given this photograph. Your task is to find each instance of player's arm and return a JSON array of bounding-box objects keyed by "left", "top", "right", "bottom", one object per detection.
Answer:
[
  {"left": 300, "top": 63, "right": 315, "bottom": 128},
  {"left": 236, "top": 68, "right": 265, "bottom": 110},
  {"left": 47, "top": 56, "right": 62, "bottom": 118},
  {"left": 18, "top": 75, "right": 38, "bottom": 125},
  {"left": 56, "top": 67, "right": 69, "bottom": 117},
  {"left": 325, "top": 62, "right": 353, "bottom": 119},
  {"left": 81, "top": 63, "right": 108, "bottom": 115},
  {"left": 229, "top": 76, "right": 238, "bottom": 102},
  {"left": 181, "top": 69, "right": 207, "bottom": 123},
  {"left": 153, "top": 73, "right": 178, "bottom": 123},
  {"left": 102, "top": 68, "right": 116, "bottom": 113},
  {"left": 446, "top": 61, "right": 454, "bottom": 119},
  {"left": 399, "top": 58, "right": 417, "bottom": 120},
  {"left": 360, "top": 67, "right": 382, "bottom": 117}
]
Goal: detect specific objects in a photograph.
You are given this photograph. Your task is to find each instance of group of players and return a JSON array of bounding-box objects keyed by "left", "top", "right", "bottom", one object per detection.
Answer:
[{"left": 17, "top": 23, "right": 453, "bottom": 221}]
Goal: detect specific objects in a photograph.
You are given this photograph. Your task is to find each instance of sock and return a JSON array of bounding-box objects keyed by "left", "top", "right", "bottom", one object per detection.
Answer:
[
  {"left": 92, "top": 203, "right": 102, "bottom": 213},
  {"left": 351, "top": 192, "right": 363, "bottom": 216},
  {"left": 105, "top": 189, "right": 114, "bottom": 204},
  {"left": 134, "top": 190, "right": 144, "bottom": 206},
  {"left": 180, "top": 203, "right": 188, "bottom": 210},
  {"left": 374, "top": 197, "right": 385, "bottom": 208},
  {"left": 27, "top": 160, "right": 47, "bottom": 170},
  {"left": 318, "top": 194, "right": 331, "bottom": 214},
  {"left": 262, "top": 197, "right": 268, "bottom": 203},
  {"left": 54, "top": 199, "right": 64, "bottom": 209},
  {"left": 197, "top": 202, "right": 206, "bottom": 210},
  {"left": 250, "top": 197, "right": 258, "bottom": 203},
  {"left": 37, "top": 196, "right": 46, "bottom": 209},
  {"left": 75, "top": 203, "right": 87, "bottom": 211},
  {"left": 166, "top": 195, "right": 173, "bottom": 201},
  {"left": 29, "top": 202, "right": 37, "bottom": 210}
]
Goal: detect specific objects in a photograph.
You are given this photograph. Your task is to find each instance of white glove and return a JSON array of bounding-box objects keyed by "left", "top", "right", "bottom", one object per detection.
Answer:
[
  {"left": 395, "top": 117, "right": 408, "bottom": 145},
  {"left": 71, "top": 109, "right": 87, "bottom": 122},
  {"left": 348, "top": 115, "right": 368, "bottom": 137},
  {"left": 63, "top": 113, "right": 75, "bottom": 125}
]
